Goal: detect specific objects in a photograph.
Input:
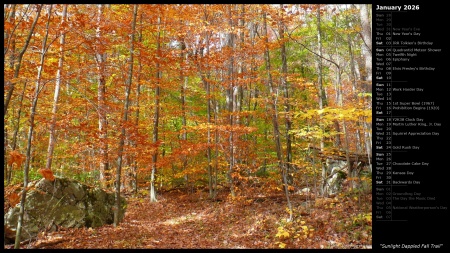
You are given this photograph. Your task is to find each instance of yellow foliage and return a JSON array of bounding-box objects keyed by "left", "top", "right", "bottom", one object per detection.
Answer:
[
  {"left": 275, "top": 226, "right": 290, "bottom": 239},
  {"left": 276, "top": 242, "right": 286, "bottom": 248},
  {"left": 294, "top": 107, "right": 371, "bottom": 123},
  {"left": 353, "top": 213, "right": 372, "bottom": 225}
]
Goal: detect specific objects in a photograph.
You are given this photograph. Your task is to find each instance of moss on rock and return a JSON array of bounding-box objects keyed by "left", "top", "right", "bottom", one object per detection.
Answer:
[{"left": 4, "top": 177, "right": 127, "bottom": 242}]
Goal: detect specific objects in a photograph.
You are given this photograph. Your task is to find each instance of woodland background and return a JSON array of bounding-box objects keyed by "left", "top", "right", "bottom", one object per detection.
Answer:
[{"left": 4, "top": 4, "right": 372, "bottom": 249}]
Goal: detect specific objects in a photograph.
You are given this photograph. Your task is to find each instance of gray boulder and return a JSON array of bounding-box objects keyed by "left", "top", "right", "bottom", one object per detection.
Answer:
[
  {"left": 4, "top": 177, "right": 126, "bottom": 242},
  {"left": 323, "top": 159, "right": 348, "bottom": 196}
]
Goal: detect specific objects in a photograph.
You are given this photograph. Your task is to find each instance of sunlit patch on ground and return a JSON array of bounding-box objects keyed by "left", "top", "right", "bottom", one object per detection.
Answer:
[{"left": 5, "top": 188, "right": 371, "bottom": 249}]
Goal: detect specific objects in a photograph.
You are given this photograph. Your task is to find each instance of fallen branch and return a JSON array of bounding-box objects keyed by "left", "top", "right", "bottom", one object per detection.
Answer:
[
  {"left": 308, "top": 146, "right": 372, "bottom": 165},
  {"left": 32, "top": 236, "right": 66, "bottom": 249}
]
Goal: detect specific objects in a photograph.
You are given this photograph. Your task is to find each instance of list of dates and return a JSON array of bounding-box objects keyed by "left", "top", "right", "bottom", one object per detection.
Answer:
[{"left": 374, "top": 4, "right": 447, "bottom": 249}]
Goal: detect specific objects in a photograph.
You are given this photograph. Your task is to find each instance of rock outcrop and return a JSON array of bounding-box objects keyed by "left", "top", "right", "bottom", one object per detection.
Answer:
[
  {"left": 323, "top": 159, "right": 348, "bottom": 196},
  {"left": 4, "top": 177, "right": 126, "bottom": 242}
]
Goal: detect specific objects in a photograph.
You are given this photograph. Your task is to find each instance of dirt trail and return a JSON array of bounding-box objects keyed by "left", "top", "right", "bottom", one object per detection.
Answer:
[{"left": 5, "top": 190, "right": 372, "bottom": 249}]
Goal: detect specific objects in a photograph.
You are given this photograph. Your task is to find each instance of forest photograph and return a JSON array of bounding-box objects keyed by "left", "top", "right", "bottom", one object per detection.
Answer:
[{"left": 4, "top": 4, "right": 372, "bottom": 249}]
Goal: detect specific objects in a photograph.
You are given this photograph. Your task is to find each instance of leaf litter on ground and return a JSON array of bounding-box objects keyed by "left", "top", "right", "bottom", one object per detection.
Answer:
[{"left": 4, "top": 186, "right": 372, "bottom": 249}]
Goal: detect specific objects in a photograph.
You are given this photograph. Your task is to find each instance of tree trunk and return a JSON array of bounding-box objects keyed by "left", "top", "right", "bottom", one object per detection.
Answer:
[
  {"left": 130, "top": 12, "right": 143, "bottom": 194},
  {"left": 236, "top": 5, "right": 245, "bottom": 166},
  {"left": 227, "top": 5, "right": 236, "bottom": 198},
  {"left": 6, "top": 81, "right": 27, "bottom": 185},
  {"left": 333, "top": 32, "right": 342, "bottom": 149},
  {"left": 46, "top": 5, "right": 67, "bottom": 171},
  {"left": 337, "top": 67, "right": 353, "bottom": 188},
  {"left": 359, "top": 4, "right": 372, "bottom": 91},
  {"left": 15, "top": 5, "right": 51, "bottom": 248},
  {"left": 263, "top": 9, "right": 292, "bottom": 222},
  {"left": 114, "top": 4, "right": 137, "bottom": 226},
  {"left": 4, "top": 4, "right": 17, "bottom": 183},
  {"left": 3, "top": 4, "right": 16, "bottom": 57},
  {"left": 214, "top": 79, "right": 220, "bottom": 199},
  {"left": 150, "top": 15, "right": 162, "bottom": 203},
  {"left": 347, "top": 32, "right": 363, "bottom": 153},
  {"left": 180, "top": 36, "right": 189, "bottom": 193},
  {"left": 279, "top": 4, "right": 293, "bottom": 185},
  {"left": 194, "top": 6, "right": 216, "bottom": 198},
  {"left": 95, "top": 4, "right": 111, "bottom": 188},
  {"left": 359, "top": 4, "right": 373, "bottom": 173},
  {"left": 316, "top": 5, "right": 328, "bottom": 197},
  {"left": 4, "top": 4, "right": 42, "bottom": 116},
  {"left": 237, "top": 4, "right": 245, "bottom": 126},
  {"left": 203, "top": 18, "right": 215, "bottom": 199}
]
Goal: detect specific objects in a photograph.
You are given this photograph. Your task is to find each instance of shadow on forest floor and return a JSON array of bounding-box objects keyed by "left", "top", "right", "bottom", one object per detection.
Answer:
[{"left": 4, "top": 185, "right": 372, "bottom": 249}]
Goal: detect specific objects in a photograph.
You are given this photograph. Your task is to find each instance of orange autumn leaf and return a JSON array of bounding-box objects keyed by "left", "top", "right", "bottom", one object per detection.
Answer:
[
  {"left": 39, "top": 168, "right": 55, "bottom": 181},
  {"left": 8, "top": 193, "right": 20, "bottom": 206},
  {"left": 7, "top": 150, "right": 26, "bottom": 169}
]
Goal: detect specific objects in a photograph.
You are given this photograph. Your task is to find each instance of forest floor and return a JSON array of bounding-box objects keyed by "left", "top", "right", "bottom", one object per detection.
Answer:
[{"left": 5, "top": 185, "right": 372, "bottom": 249}]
